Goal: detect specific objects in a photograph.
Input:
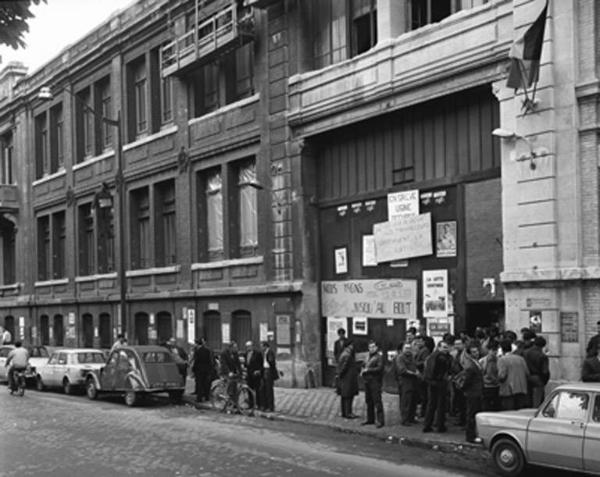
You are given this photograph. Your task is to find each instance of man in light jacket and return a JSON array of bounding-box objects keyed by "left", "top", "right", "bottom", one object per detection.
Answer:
[{"left": 497, "top": 339, "right": 530, "bottom": 410}]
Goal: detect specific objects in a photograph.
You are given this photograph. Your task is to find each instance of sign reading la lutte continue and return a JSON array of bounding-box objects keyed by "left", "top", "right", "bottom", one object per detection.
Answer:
[
  {"left": 373, "top": 212, "right": 432, "bottom": 262},
  {"left": 321, "top": 279, "right": 417, "bottom": 320}
]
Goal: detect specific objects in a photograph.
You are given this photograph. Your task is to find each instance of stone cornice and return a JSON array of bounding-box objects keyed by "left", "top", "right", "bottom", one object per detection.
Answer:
[{"left": 501, "top": 267, "right": 600, "bottom": 284}]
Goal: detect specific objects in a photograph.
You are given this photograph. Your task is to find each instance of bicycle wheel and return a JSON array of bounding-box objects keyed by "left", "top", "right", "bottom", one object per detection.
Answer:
[
  {"left": 209, "top": 380, "right": 228, "bottom": 412},
  {"left": 237, "top": 385, "right": 255, "bottom": 416}
]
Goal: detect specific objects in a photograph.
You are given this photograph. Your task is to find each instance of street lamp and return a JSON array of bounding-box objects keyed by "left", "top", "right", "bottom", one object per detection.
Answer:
[
  {"left": 492, "top": 128, "right": 549, "bottom": 170},
  {"left": 38, "top": 86, "right": 128, "bottom": 338}
]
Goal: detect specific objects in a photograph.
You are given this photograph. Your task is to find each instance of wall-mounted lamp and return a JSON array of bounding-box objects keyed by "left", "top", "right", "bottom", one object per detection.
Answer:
[{"left": 492, "top": 128, "right": 549, "bottom": 170}]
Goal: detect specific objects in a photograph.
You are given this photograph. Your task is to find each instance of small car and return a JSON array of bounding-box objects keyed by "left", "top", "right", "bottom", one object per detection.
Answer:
[
  {"left": 84, "top": 345, "right": 185, "bottom": 406},
  {"left": 36, "top": 348, "right": 106, "bottom": 394},
  {"left": 0, "top": 345, "right": 15, "bottom": 382},
  {"left": 476, "top": 382, "right": 600, "bottom": 476},
  {"left": 25, "top": 345, "right": 52, "bottom": 384}
]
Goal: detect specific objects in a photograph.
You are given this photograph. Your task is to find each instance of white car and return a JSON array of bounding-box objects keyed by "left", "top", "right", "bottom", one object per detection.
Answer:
[
  {"left": 36, "top": 348, "right": 106, "bottom": 394},
  {"left": 25, "top": 345, "right": 53, "bottom": 384},
  {"left": 0, "top": 345, "right": 15, "bottom": 382}
]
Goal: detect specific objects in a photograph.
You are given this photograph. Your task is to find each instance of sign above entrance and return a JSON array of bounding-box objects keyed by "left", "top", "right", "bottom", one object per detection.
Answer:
[
  {"left": 373, "top": 213, "right": 433, "bottom": 262},
  {"left": 321, "top": 279, "right": 417, "bottom": 320},
  {"left": 387, "top": 189, "right": 419, "bottom": 219}
]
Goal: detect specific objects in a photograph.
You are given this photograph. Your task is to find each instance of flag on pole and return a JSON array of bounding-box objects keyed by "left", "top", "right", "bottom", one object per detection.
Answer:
[{"left": 506, "top": 1, "right": 548, "bottom": 90}]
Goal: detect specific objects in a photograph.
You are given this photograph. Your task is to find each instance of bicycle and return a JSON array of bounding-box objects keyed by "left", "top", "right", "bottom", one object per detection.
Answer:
[
  {"left": 209, "top": 375, "right": 255, "bottom": 416},
  {"left": 10, "top": 369, "right": 26, "bottom": 397}
]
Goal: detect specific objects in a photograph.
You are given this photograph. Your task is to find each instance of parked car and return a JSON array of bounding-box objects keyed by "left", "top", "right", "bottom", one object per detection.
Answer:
[
  {"left": 25, "top": 345, "right": 52, "bottom": 384},
  {"left": 476, "top": 382, "right": 600, "bottom": 476},
  {"left": 0, "top": 345, "right": 15, "bottom": 382},
  {"left": 36, "top": 348, "right": 106, "bottom": 394},
  {"left": 85, "top": 345, "right": 185, "bottom": 406}
]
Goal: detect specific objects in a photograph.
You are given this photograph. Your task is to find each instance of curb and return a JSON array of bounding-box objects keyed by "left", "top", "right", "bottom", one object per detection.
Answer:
[{"left": 182, "top": 395, "right": 488, "bottom": 460}]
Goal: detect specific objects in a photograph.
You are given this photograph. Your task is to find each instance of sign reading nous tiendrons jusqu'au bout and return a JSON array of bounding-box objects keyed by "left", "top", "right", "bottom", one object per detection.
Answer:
[
  {"left": 373, "top": 213, "right": 432, "bottom": 262},
  {"left": 321, "top": 279, "right": 417, "bottom": 320}
]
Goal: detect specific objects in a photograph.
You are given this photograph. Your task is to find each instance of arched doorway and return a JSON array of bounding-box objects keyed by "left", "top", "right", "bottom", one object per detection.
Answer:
[
  {"left": 40, "top": 315, "right": 50, "bottom": 345},
  {"left": 82, "top": 314, "right": 94, "bottom": 347},
  {"left": 204, "top": 311, "right": 222, "bottom": 352},
  {"left": 99, "top": 313, "right": 112, "bottom": 349},
  {"left": 4, "top": 315, "right": 14, "bottom": 343},
  {"left": 156, "top": 312, "right": 172, "bottom": 344},
  {"left": 53, "top": 315, "right": 64, "bottom": 346},
  {"left": 231, "top": 310, "right": 252, "bottom": 347},
  {"left": 134, "top": 312, "right": 149, "bottom": 345}
]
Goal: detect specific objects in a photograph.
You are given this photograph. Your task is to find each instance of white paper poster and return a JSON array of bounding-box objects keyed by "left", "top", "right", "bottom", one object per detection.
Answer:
[
  {"left": 362, "top": 235, "right": 377, "bottom": 267},
  {"left": 373, "top": 213, "right": 432, "bottom": 262},
  {"left": 352, "top": 317, "right": 368, "bottom": 335},
  {"left": 327, "top": 317, "right": 346, "bottom": 358},
  {"left": 187, "top": 309, "right": 196, "bottom": 344},
  {"left": 436, "top": 221, "right": 457, "bottom": 258},
  {"left": 388, "top": 189, "right": 419, "bottom": 219},
  {"left": 259, "top": 322, "right": 269, "bottom": 342},
  {"left": 222, "top": 323, "right": 230, "bottom": 344},
  {"left": 423, "top": 270, "right": 448, "bottom": 319},
  {"left": 335, "top": 247, "right": 348, "bottom": 274}
]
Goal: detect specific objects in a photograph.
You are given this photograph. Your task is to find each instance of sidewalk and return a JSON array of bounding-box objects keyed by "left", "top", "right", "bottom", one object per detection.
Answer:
[{"left": 183, "top": 378, "right": 488, "bottom": 460}]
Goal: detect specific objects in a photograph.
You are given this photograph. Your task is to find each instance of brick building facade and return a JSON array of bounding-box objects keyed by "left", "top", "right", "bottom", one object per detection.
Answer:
[{"left": 0, "top": 0, "right": 595, "bottom": 385}]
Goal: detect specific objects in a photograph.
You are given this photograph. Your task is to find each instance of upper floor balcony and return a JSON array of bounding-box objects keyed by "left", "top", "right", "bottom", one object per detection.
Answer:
[
  {"left": 161, "top": 1, "right": 255, "bottom": 78},
  {"left": 0, "top": 184, "right": 18, "bottom": 212}
]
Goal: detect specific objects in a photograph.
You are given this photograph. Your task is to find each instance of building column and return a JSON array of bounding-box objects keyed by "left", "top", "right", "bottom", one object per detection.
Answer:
[{"left": 377, "top": 0, "right": 407, "bottom": 42}]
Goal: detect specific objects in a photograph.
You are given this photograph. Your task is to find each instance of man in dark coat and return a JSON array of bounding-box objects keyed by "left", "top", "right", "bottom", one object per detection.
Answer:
[
  {"left": 192, "top": 338, "right": 214, "bottom": 402},
  {"left": 582, "top": 350, "right": 600, "bottom": 382},
  {"left": 244, "top": 340, "right": 264, "bottom": 409},
  {"left": 336, "top": 341, "right": 358, "bottom": 419},
  {"left": 220, "top": 341, "right": 242, "bottom": 400},
  {"left": 587, "top": 321, "right": 600, "bottom": 357},
  {"left": 333, "top": 328, "right": 347, "bottom": 364},
  {"left": 524, "top": 336, "right": 550, "bottom": 407},
  {"left": 261, "top": 340, "right": 278, "bottom": 412},
  {"left": 422, "top": 340, "right": 452, "bottom": 433},
  {"left": 462, "top": 341, "right": 484, "bottom": 443},
  {"left": 395, "top": 342, "right": 418, "bottom": 425},
  {"left": 361, "top": 340, "right": 384, "bottom": 428},
  {"left": 164, "top": 337, "right": 189, "bottom": 383}
]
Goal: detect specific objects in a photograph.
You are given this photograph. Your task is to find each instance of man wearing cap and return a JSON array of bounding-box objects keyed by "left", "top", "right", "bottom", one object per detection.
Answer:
[{"left": 587, "top": 321, "right": 600, "bottom": 357}]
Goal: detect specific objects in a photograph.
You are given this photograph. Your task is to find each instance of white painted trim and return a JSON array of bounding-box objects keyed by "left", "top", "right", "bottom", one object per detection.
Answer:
[
  {"left": 191, "top": 256, "right": 264, "bottom": 271},
  {"left": 75, "top": 273, "right": 117, "bottom": 283},
  {"left": 72, "top": 150, "right": 115, "bottom": 171},
  {"left": 126, "top": 265, "right": 181, "bottom": 277},
  {"left": 122, "top": 125, "right": 178, "bottom": 152},
  {"left": 32, "top": 168, "right": 66, "bottom": 186},
  {"left": 34, "top": 278, "right": 69, "bottom": 287},
  {"left": 187, "top": 93, "right": 260, "bottom": 126}
]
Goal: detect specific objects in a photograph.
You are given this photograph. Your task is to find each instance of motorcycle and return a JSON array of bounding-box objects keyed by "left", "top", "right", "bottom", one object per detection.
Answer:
[{"left": 10, "top": 368, "right": 26, "bottom": 397}]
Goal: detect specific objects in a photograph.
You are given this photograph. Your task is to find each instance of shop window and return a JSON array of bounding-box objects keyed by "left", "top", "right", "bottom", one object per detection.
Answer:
[
  {"left": 236, "top": 160, "right": 258, "bottom": 257},
  {"left": 53, "top": 315, "right": 64, "bottom": 346},
  {"left": 231, "top": 310, "right": 251, "bottom": 347},
  {"left": 203, "top": 169, "right": 224, "bottom": 261},
  {"left": 0, "top": 132, "right": 13, "bottom": 185},
  {"left": 52, "top": 211, "right": 66, "bottom": 279},
  {"left": 155, "top": 180, "right": 177, "bottom": 267},
  {"left": 34, "top": 112, "right": 49, "bottom": 179},
  {"left": 78, "top": 203, "right": 95, "bottom": 276},
  {"left": 204, "top": 311, "right": 222, "bottom": 352},
  {"left": 351, "top": 0, "right": 377, "bottom": 57},
  {"left": 37, "top": 216, "right": 50, "bottom": 280},
  {"left": 130, "top": 187, "right": 151, "bottom": 269},
  {"left": 99, "top": 313, "right": 112, "bottom": 349}
]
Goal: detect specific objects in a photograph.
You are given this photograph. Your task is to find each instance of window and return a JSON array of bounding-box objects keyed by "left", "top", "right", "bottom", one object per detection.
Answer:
[
  {"left": 97, "top": 198, "right": 114, "bottom": 274},
  {"left": 155, "top": 180, "right": 176, "bottom": 266},
  {"left": 231, "top": 310, "right": 252, "bottom": 346},
  {"left": 161, "top": 75, "right": 173, "bottom": 124},
  {"left": 97, "top": 78, "right": 112, "bottom": 150},
  {"left": 409, "top": 0, "right": 459, "bottom": 30},
  {"left": 204, "top": 311, "right": 222, "bottom": 352},
  {"left": 351, "top": 0, "right": 377, "bottom": 56},
  {"left": 76, "top": 88, "right": 93, "bottom": 160},
  {"left": 131, "top": 188, "right": 151, "bottom": 269},
  {"left": 542, "top": 391, "right": 589, "bottom": 421},
  {"left": 50, "top": 104, "right": 64, "bottom": 173},
  {"left": 0, "top": 217, "right": 15, "bottom": 285},
  {"left": 237, "top": 160, "right": 258, "bottom": 257},
  {"left": 78, "top": 203, "right": 95, "bottom": 276},
  {"left": 37, "top": 216, "right": 50, "bottom": 280},
  {"left": 1, "top": 132, "right": 13, "bottom": 185},
  {"left": 52, "top": 211, "right": 66, "bottom": 279},
  {"left": 225, "top": 42, "right": 254, "bottom": 104},
  {"left": 313, "top": 0, "right": 348, "bottom": 69},
  {"left": 35, "top": 112, "right": 49, "bottom": 178},
  {"left": 205, "top": 170, "right": 223, "bottom": 260},
  {"left": 132, "top": 58, "right": 148, "bottom": 136}
]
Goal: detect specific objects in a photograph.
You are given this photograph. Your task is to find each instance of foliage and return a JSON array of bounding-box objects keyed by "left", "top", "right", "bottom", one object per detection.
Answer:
[{"left": 0, "top": 1, "right": 45, "bottom": 50}]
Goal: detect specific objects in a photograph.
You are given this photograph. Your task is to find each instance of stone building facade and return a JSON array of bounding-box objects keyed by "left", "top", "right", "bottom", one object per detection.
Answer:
[{"left": 0, "top": 0, "right": 595, "bottom": 385}]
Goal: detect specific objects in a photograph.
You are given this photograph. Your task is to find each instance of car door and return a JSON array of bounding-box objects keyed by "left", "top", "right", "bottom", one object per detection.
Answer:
[
  {"left": 54, "top": 352, "right": 68, "bottom": 385},
  {"left": 0, "top": 347, "right": 11, "bottom": 381},
  {"left": 526, "top": 390, "right": 587, "bottom": 471},
  {"left": 44, "top": 352, "right": 59, "bottom": 386},
  {"left": 101, "top": 351, "right": 120, "bottom": 390},
  {"left": 583, "top": 393, "right": 600, "bottom": 473}
]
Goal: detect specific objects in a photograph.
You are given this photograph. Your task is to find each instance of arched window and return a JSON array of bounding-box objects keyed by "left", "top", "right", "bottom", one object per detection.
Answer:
[
  {"left": 53, "top": 314, "right": 64, "bottom": 346},
  {"left": 40, "top": 315, "right": 50, "bottom": 345},
  {"left": 203, "top": 311, "right": 221, "bottom": 352},
  {"left": 134, "top": 312, "right": 149, "bottom": 345},
  {"left": 231, "top": 310, "right": 252, "bottom": 347},
  {"left": 4, "top": 315, "right": 14, "bottom": 342},
  {"left": 82, "top": 313, "right": 94, "bottom": 348},
  {"left": 156, "top": 311, "right": 172, "bottom": 344}
]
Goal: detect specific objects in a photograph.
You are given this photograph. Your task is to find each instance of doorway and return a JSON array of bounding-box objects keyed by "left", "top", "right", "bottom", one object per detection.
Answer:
[
  {"left": 134, "top": 312, "right": 149, "bottom": 345},
  {"left": 82, "top": 314, "right": 94, "bottom": 347},
  {"left": 53, "top": 315, "right": 64, "bottom": 346}
]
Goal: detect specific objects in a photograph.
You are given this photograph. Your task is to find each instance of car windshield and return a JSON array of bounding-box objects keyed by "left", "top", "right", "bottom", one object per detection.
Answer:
[
  {"left": 142, "top": 351, "right": 174, "bottom": 363},
  {"left": 29, "top": 347, "right": 49, "bottom": 358},
  {"left": 75, "top": 352, "right": 105, "bottom": 364}
]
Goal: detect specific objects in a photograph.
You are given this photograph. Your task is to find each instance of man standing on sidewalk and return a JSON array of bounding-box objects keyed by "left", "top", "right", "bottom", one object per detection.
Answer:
[
  {"left": 333, "top": 328, "right": 347, "bottom": 364},
  {"left": 422, "top": 339, "right": 452, "bottom": 434},
  {"left": 192, "top": 338, "right": 213, "bottom": 402},
  {"left": 261, "top": 340, "right": 278, "bottom": 412},
  {"left": 337, "top": 341, "right": 359, "bottom": 418},
  {"left": 245, "top": 340, "right": 264, "bottom": 409},
  {"left": 361, "top": 340, "right": 384, "bottom": 428},
  {"left": 395, "top": 342, "right": 418, "bottom": 426}
]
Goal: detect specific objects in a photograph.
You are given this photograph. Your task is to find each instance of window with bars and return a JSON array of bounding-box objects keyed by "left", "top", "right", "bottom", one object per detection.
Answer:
[
  {"left": 237, "top": 160, "right": 258, "bottom": 257},
  {"left": 0, "top": 133, "right": 13, "bottom": 185},
  {"left": 155, "top": 180, "right": 177, "bottom": 267}
]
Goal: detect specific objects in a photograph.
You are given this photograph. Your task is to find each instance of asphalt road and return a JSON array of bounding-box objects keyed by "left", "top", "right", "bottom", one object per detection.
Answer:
[{"left": 0, "top": 388, "right": 585, "bottom": 477}]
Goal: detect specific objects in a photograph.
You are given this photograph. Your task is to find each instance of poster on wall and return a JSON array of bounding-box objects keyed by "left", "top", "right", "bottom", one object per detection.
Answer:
[
  {"left": 387, "top": 189, "right": 419, "bottom": 219},
  {"left": 362, "top": 235, "right": 377, "bottom": 267},
  {"left": 327, "top": 317, "right": 347, "bottom": 360},
  {"left": 276, "top": 314, "right": 291, "bottom": 345},
  {"left": 334, "top": 247, "right": 348, "bottom": 274},
  {"left": 529, "top": 310, "right": 542, "bottom": 333},
  {"left": 352, "top": 317, "right": 368, "bottom": 335},
  {"left": 436, "top": 221, "right": 457, "bottom": 258},
  {"left": 260, "top": 322, "right": 269, "bottom": 342},
  {"left": 373, "top": 213, "right": 432, "bottom": 262},
  {"left": 423, "top": 270, "right": 448, "bottom": 318},
  {"left": 187, "top": 309, "right": 196, "bottom": 344},
  {"left": 222, "top": 323, "right": 230, "bottom": 344},
  {"left": 560, "top": 312, "right": 578, "bottom": 343}
]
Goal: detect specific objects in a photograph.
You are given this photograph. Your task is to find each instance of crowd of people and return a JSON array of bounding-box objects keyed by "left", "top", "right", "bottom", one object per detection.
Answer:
[{"left": 333, "top": 324, "right": 556, "bottom": 443}]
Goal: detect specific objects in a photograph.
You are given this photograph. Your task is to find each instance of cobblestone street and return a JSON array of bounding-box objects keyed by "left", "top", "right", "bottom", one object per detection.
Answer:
[{"left": 0, "top": 388, "right": 490, "bottom": 477}]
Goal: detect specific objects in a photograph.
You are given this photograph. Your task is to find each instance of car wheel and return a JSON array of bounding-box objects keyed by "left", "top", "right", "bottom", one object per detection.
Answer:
[
  {"left": 36, "top": 375, "right": 45, "bottom": 392},
  {"left": 169, "top": 390, "right": 184, "bottom": 404},
  {"left": 124, "top": 390, "right": 138, "bottom": 407},
  {"left": 63, "top": 379, "right": 73, "bottom": 395},
  {"left": 491, "top": 437, "right": 525, "bottom": 477},
  {"left": 86, "top": 379, "right": 98, "bottom": 400}
]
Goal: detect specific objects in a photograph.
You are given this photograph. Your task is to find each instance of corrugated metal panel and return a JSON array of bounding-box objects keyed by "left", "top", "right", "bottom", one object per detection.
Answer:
[{"left": 316, "top": 86, "right": 500, "bottom": 202}]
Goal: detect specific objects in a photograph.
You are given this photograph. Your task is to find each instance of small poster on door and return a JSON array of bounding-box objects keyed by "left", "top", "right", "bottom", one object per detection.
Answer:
[
  {"left": 436, "top": 221, "right": 457, "bottom": 258},
  {"left": 335, "top": 247, "right": 348, "bottom": 274},
  {"left": 352, "top": 317, "right": 368, "bottom": 335}
]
